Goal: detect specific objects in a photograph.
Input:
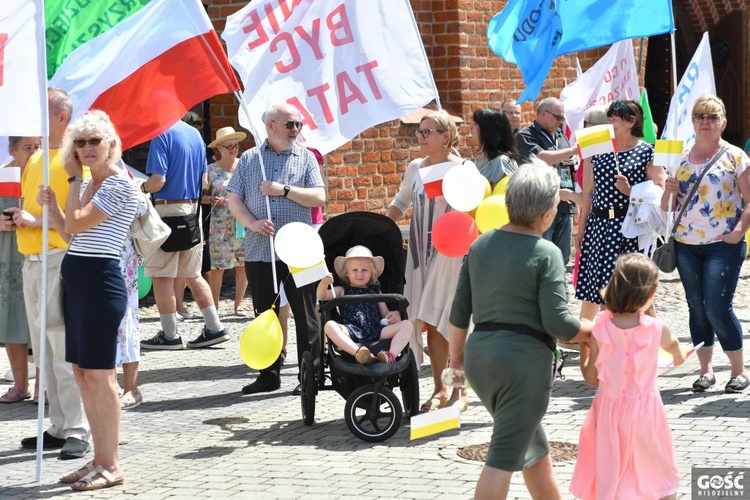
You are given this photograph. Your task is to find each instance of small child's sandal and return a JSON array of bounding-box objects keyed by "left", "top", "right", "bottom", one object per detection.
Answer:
[
  {"left": 376, "top": 351, "right": 396, "bottom": 363},
  {"left": 355, "top": 346, "right": 375, "bottom": 364}
]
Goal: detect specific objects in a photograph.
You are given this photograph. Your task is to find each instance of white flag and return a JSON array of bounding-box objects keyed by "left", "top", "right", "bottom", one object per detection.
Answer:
[
  {"left": 0, "top": 0, "right": 45, "bottom": 136},
  {"left": 222, "top": 0, "right": 438, "bottom": 155},
  {"left": 560, "top": 40, "right": 640, "bottom": 141},
  {"left": 660, "top": 32, "right": 715, "bottom": 147}
]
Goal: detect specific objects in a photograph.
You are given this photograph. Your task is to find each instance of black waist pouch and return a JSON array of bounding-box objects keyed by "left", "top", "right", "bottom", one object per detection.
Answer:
[{"left": 160, "top": 213, "right": 201, "bottom": 252}]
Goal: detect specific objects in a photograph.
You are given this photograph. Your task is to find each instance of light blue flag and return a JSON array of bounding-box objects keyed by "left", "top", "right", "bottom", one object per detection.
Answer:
[
  {"left": 487, "top": 0, "right": 562, "bottom": 104},
  {"left": 488, "top": 0, "right": 673, "bottom": 103},
  {"left": 557, "top": 0, "right": 674, "bottom": 55}
]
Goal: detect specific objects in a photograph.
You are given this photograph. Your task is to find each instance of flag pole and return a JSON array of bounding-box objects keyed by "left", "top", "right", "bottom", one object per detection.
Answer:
[
  {"left": 234, "top": 90, "right": 278, "bottom": 294},
  {"left": 33, "top": 0, "right": 49, "bottom": 483},
  {"left": 404, "top": 0, "right": 442, "bottom": 111},
  {"left": 666, "top": 30, "right": 679, "bottom": 237}
]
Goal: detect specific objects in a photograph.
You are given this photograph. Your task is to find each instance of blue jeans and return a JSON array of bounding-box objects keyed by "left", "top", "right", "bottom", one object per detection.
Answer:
[
  {"left": 543, "top": 203, "right": 572, "bottom": 265},
  {"left": 675, "top": 240, "right": 746, "bottom": 352}
]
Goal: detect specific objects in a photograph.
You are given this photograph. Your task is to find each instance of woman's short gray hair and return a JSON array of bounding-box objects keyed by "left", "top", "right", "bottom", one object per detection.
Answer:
[
  {"left": 62, "top": 109, "right": 122, "bottom": 165},
  {"left": 505, "top": 160, "right": 560, "bottom": 225}
]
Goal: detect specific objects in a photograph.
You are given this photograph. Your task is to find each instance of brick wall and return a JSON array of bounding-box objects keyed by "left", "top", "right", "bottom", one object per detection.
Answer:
[{"left": 203, "top": 1, "right": 705, "bottom": 221}]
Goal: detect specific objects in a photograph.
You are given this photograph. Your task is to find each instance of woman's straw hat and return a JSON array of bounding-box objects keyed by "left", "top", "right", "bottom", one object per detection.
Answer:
[
  {"left": 334, "top": 245, "right": 384, "bottom": 280},
  {"left": 208, "top": 126, "right": 247, "bottom": 148}
]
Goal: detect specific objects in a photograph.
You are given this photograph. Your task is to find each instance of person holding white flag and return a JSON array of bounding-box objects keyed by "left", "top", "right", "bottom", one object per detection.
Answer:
[
  {"left": 228, "top": 103, "right": 326, "bottom": 395},
  {"left": 661, "top": 94, "right": 749, "bottom": 394}
]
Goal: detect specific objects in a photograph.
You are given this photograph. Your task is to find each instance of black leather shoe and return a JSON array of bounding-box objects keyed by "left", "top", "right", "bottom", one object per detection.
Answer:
[
  {"left": 59, "top": 437, "right": 90, "bottom": 460},
  {"left": 692, "top": 375, "right": 716, "bottom": 392},
  {"left": 20, "top": 431, "right": 66, "bottom": 449},
  {"left": 292, "top": 383, "right": 302, "bottom": 396},
  {"left": 242, "top": 377, "right": 280, "bottom": 395}
]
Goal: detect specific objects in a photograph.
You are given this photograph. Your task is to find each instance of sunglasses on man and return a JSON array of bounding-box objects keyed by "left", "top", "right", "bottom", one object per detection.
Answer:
[{"left": 273, "top": 120, "right": 304, "bottom": 130}]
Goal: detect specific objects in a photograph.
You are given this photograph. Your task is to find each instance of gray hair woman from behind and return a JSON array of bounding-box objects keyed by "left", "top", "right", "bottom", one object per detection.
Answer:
[{"left": 448, "top": 161, "right": 592, "bottom": 499}]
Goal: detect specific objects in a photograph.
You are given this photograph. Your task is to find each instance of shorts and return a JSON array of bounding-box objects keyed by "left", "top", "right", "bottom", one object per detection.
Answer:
[{"left": 145, "top": 203, "right": 203, "bottom": 278}]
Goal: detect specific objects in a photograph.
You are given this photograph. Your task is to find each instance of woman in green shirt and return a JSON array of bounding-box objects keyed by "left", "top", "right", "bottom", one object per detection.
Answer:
[{"left": 449, "top": 162, "right": 592, "bottom": 499}]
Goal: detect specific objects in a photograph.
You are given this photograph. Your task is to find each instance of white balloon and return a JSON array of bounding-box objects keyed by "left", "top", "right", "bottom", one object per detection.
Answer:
[
  {"left": 274, "top": 222, "right": 325, "bottom": 268},
  {"left": 442, "top": 165, "right": 487, "bottom": 212}
]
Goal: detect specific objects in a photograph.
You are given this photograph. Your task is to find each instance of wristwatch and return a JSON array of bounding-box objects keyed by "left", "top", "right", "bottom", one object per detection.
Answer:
[
  {"left": 283, "top": 185, "right": 291, "bottom": 198},
  {"left": 67, "top": 176, "right": 83, "bottom": 184}
]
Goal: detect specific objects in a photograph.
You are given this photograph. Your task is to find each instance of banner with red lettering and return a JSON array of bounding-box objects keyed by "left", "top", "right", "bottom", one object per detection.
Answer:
[
  {"left": 0, "top": 0, "right": 45, "bottom": 136},
  {"left": 559, "top": 40, "right": 639, "bottom": 141},
  {"left": 222, "top": 0, "right": 438, "bottom": 154}
]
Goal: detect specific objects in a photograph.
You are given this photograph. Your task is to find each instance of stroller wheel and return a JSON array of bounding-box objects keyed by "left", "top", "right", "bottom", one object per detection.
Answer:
[
  {"left": 300, "top": 351, "right": 316, "bottom": 426},
  {"left": 399, "top": 348, "right": 420, "bottom": 418},
  {"left": 344, "top": 384, "right": 402, "bottom": 442}
]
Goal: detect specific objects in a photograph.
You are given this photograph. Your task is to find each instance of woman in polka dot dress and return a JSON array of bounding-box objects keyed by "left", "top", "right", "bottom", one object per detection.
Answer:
[{"left": 575, "top": 100, "right": 666, "bottom": 321}]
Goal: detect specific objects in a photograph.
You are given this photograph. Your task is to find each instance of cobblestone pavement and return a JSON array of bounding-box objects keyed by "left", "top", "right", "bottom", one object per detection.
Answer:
[{"left": 1, "top": 264, "right": 749, "bottom": 499}]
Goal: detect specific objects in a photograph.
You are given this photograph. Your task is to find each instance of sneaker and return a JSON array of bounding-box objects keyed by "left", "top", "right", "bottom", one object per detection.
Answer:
[
  {"left": 4, "top": 362, "right": 37, "bottom": 382},
  {"left": 176, "top": 311, "right": 198, "bottom": 321},
  {"left": 692, "top": 375, "right": 716, "bottom": 392},
  {"left": 140, "top": 331, "right": 184, "bottom": 350},
  {"left": 725, "top": 375, "right": 749, "bottom": 393},
  {"left": 186, "top": 326, "right": 230, "bottom": 349}
]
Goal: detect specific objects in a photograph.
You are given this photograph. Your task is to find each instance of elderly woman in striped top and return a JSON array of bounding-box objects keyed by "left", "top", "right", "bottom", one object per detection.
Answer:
[{"left": 49, "top": 110, "right": 139, "bottom": 491}]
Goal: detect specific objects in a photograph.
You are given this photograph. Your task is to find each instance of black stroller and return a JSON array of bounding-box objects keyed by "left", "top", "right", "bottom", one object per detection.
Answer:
[{"left": 299, "top": 212, "right": 420, "bottom": 442}]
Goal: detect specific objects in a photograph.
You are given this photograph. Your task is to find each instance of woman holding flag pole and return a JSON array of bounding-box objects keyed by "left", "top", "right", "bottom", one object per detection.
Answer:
[
  {"left": 661, "top": 94, "right": 749, "bottom": 393},
  {"left": 575, "top": 100, "right": 665, "bottom": 322}
]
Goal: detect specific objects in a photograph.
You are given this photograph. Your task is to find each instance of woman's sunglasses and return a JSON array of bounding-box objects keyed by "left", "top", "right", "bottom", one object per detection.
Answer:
[
  {"left": 692, "top": 113, "right": 721, "bottom": 122},
  {"left": 73, "top": 137, "right": 104, "bottom": 148}
]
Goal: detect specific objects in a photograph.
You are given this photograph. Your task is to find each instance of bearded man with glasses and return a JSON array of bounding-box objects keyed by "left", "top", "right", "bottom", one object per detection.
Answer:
[
  {"left": 228, "top": 103, "right": 326, "bottom": 395},
  {"left": 516, "top": 97, "right": 579, "bottom": 265}
]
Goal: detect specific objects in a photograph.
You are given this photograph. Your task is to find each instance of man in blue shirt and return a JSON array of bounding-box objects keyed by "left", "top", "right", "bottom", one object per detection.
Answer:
[
  {"left": 228, "top": 103, "right": 326, "bottom": 395},
  {"left": 140, "top": 119, "right": 228, "bottom": 350}
]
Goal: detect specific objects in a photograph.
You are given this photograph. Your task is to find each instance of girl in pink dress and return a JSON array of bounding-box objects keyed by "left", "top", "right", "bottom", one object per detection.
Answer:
[{"left": 571, "top": 253, "right": 684, "bottom": 500}]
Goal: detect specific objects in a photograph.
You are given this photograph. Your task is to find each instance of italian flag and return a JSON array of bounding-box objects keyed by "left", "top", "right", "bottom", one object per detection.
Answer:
[{"left": 46, "top": 0, "right": 240, "bottom": 150}]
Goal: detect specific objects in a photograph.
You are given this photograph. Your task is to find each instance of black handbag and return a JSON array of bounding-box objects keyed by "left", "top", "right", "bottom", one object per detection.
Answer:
[
  {"left": 653, "top": 145, "right": 727, "bottom": 273},
  {"left": 160, "top": 213, "right": 201, "bottom": 252}
]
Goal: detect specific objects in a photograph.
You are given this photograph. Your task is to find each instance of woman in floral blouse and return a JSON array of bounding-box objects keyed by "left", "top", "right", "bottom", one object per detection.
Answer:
[{"left": 662, "top": 94, "right": 750, "bottom": 393}]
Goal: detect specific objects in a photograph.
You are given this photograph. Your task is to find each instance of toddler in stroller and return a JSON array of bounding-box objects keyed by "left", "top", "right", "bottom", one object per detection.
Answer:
[{"left": 316, "top": 245, "right": 413, "bottom": 364}]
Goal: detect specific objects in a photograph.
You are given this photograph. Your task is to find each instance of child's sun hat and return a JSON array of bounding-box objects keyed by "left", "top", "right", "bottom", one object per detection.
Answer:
[{"left": 334, "top": 245, "right": 384, "bottom": 280}]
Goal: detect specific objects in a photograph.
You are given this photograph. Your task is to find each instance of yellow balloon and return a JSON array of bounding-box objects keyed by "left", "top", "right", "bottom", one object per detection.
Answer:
[
  {"left": 475, "top": 195, "right": 510, "bottom": 233},
  {"left": 482, "top": 176, "right": 492, "bottom": 198},
  {"left": 492, "top": 175, "right": 511, "bottom": 196},
  {"left": 240, "top": 309, "right": 283, "bottom": 370},
  {"left": 469, "top": 177, "right": 493, "bottom": 219}
]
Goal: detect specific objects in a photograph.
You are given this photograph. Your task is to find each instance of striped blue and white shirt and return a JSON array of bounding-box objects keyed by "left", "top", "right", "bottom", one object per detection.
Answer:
[{"left": 67, "top": 175, "right": 139, "bottom": 259}]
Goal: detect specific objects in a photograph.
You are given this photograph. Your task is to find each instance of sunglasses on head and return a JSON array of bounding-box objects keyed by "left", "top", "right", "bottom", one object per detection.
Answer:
[
  {"left": 608, "top": 101, "right": 636, "bottom": 117},
  {"left": 73, "top": 137, "right": 104, "bottom": 148},
  {"left": 274, "top": 120, "right": 303, "bottom": 130},
  {"left": 692, "top": 113, "right": 721, "bottom": 122}
]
